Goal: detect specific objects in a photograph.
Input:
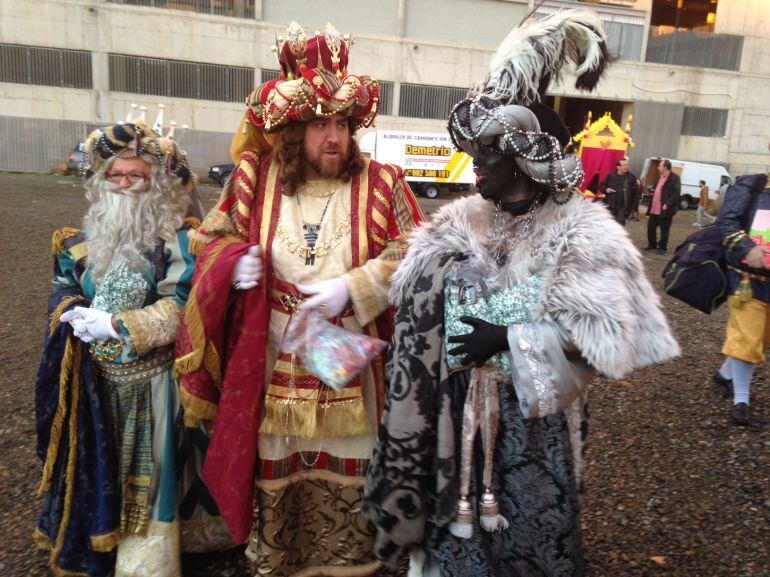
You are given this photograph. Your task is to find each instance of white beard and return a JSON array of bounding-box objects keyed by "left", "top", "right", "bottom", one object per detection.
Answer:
[{"left": 84, "top": 180, "right": 167, "bottom": 281}]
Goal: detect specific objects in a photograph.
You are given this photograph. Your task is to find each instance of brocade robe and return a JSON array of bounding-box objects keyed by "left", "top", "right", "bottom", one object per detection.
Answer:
[
  {"left": 175, "top": 152, "right": 425, "bottom": 576},
  {"left": 35, "top": 224, "right": 228, "bottom": 577}
]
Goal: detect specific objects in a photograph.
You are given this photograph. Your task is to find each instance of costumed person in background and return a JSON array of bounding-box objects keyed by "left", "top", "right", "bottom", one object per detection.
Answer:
[
  {"left": 174, "top": 21, "right": 425, "bottom": 576},
  {"left": 35, "top": 122, "right": 230, "bottom": 577},
  {"left": 712, "top": 174, "right": 770, "bottom": 425},
  {"left": 598, "top": 157, "right": 635, "bottom": 225},
  {"left": 364, "top": 11, "right": 679, "bottom": 577}
]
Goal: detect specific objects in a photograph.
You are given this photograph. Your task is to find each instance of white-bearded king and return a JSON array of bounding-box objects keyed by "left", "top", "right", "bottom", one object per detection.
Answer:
[{"left": 34, "top": 122, "right": 230, "bottom": 577}]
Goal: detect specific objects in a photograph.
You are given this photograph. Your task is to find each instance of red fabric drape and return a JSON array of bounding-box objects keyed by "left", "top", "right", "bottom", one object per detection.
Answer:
[
  {"left": 580, "top": 147, "right": 626, "bottom": 192},
  {"left": 175, "top": 240, "right": 268, "bottom": 544}
]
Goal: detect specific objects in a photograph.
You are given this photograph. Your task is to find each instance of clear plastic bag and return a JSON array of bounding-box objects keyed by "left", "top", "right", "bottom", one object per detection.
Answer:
[{"left": 281, "top": 310, "right": 387, "bottom": 390}]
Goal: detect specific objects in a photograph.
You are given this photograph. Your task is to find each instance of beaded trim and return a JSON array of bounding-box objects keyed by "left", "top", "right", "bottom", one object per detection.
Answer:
[
  {"left": 97, "top": 346, "right": 174, "bottom": 386},
  {"left": 448, "top": 97, "right": 584, "bottom": 194}
]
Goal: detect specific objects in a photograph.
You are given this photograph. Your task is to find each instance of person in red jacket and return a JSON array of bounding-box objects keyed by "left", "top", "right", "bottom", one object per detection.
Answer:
[{"left": 644, "top": 158, "right": 682, "bottom": 254}]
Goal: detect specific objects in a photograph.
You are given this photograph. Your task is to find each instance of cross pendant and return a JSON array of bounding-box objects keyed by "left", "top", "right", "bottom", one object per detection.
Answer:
[{"left": 303, "top": 223, "right": 320, "bottom": 266}]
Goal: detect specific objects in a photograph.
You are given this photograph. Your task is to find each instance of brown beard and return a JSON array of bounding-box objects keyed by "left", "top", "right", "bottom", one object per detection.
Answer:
[{"left": 304, "top": 150, "right": 345, "bottom": 180}]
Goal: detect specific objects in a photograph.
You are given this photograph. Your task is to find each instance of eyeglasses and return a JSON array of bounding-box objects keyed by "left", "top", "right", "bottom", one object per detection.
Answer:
[{"left": 104, "top": 171, "right": 150, "bottom": 184}]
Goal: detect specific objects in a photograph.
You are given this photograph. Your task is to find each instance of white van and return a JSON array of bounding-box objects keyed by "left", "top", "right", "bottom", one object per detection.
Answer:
[{"left": 640, "top": 157, "right": 732, "bottom": 210}]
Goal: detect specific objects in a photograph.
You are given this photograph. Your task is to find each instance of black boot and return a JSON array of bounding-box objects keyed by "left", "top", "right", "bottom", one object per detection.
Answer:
[
  {"left": 731, "top": 402, "right": 750, "bottom": 426},
  {"left": 712, "top": 372, "right": 733, "bottom": 399}
]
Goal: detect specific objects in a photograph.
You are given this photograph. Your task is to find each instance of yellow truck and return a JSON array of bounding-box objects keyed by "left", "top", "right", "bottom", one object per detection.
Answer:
[{"left": 359, "top": 130, "right": 474, "bottom": 198}]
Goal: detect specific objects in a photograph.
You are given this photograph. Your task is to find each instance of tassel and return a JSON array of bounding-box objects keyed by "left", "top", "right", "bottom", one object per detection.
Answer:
[
  {"left": 448, "top": 497, "right": 474, "bottom": 539},
  {"left": 479, "top": 489, "right": 509, "bottom": 532},
  {"left": 737, "top": 275, "right": 752, "bottom": 303}
]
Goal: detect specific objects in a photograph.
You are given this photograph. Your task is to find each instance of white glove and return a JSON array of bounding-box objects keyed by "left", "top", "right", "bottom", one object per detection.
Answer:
[
  {"left": 61, "top": 306, "right": 121, "bottom": 343},
  {"left": 296, "top": 277, "right": 350, "bottom": 319},
  {"left": 232, "top": 245, "right": 262, "bottom": 290}
]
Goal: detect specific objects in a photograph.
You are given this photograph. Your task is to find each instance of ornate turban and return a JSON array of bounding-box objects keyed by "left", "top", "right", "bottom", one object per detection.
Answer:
[
  {"left": 247, "top": 21, "right": 380, "bottom": 133},
  {"left": 82, "top": 121, "right": 193, "bottom": 188},
  {"left": 448, "top": 9, "right": 611, "bottom": 193}
]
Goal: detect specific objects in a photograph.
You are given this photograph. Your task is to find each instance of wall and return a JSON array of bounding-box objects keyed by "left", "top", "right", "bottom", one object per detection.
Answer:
[
  {"left": 2, "top": 0, "right": 770, "bottom": 176},
  {"left": 404, "top": 0, "right": 528, "bottom": 48},
  {"left": 714, "top": 0, "right": 770, "bottom": 38},
  {"left": 0, "top": 84, "right": 95, "bottom": 121},
  {"left": 262, "top": 0, "right": 400, "bottom": 37}
]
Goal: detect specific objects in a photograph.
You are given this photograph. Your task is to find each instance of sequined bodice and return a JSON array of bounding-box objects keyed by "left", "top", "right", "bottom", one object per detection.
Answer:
[
  {"left": 444, "top": 260, "right": 542, "bottom": 373},
  {"left": 91, "top": 256, "right": 152, "bottom": 314}
]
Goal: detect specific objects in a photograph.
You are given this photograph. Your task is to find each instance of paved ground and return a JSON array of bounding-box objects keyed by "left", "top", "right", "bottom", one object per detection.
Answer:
[{"left": 0, "top": 172, "right": 768, "bottom": 576}]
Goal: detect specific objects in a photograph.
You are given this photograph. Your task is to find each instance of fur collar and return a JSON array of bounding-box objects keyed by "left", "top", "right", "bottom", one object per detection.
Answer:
[{"left": 393, "top": 192, "right": 679, "bottom": 379}]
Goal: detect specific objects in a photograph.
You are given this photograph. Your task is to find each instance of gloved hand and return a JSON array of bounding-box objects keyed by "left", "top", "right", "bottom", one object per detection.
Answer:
[
  {"left": 447, "top": 316, "right": 509, "bottom": 367},
  {"left": 745, "top": 245, "right": 769, "bottom": 269},
  {"left": 296, "top": 277, "right": 350, "bottom": 319},
  {"left": 232, "top": 245, "right": 262, "bottom": 290},
  {"left": 61, "top": 306, "right": 121, "bottom": 343}
]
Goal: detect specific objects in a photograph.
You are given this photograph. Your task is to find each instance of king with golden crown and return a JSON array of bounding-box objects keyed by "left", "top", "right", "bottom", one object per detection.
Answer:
[{"left": 175, "top": 21, "right": 424, "bottom": 576}]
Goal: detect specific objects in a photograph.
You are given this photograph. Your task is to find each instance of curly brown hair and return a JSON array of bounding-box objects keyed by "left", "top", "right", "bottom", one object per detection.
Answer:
[{"left": 274, "top": 118, "right": 365, "bottom": 195}]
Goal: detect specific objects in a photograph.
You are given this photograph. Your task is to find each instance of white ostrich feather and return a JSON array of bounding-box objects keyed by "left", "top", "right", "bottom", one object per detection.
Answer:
[{"left": 481, "top": 9, "right": 609, "bottom": 106}]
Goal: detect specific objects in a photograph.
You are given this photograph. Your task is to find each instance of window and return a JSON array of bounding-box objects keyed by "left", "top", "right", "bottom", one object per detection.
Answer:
[
  {"left": 681, "top": 106, "right": 728, "bottom": 137},
  {"left": 378, "top": 80, "right": 394, "bottom": 116},
  {"left": 105, "top": 0, "right": 255, "bottom": 20},
  {"left": 602, "top": 20, "right": 644, "bottom": 62},
  {"left": 109, "top": 54, "right": 253, "bottom": 102},
  {"left": 399, "top": 83, "right": 467, "bottom": 120},
  {"left": 646, "top": 27, "right": 743, "bottom": 71},
  {"left": 0, "top": 43, "right": 92, "bottom": 88},
  {"left": 261, "top": 68, "right": 281, "bottom": 83}
]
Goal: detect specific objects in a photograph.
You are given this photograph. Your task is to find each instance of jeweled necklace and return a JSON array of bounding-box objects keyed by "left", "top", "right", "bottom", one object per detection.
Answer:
[
  {"left": 490, "top": 192, "right": 544, "bottom": 266},
  {"left": 296, "top": 190, "right": 335, "bottom": 266}
]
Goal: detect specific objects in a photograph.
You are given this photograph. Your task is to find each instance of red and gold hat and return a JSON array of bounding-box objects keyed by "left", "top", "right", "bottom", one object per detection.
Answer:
[{"left": 246, "top": 21, "right": 380, "bottom": 133}]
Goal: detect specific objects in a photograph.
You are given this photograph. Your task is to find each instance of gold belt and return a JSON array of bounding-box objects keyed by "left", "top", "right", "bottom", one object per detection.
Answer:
[{"left": 97, "top": 346, "right": 174, "bottom": 386}]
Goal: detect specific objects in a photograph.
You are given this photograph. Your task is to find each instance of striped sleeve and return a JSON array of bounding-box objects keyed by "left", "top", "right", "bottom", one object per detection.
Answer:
[{"left": 345, "top": 167, "right": 425, "bottom": 326}]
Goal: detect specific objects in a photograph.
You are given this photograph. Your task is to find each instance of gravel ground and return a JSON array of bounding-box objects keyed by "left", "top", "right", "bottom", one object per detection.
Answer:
[{"left": 0, "top": 172, "right": 767, "bottom": 576}]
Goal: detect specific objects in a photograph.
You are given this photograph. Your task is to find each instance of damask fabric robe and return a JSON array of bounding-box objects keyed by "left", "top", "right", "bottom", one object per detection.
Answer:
[
  {"left": 36, "top": 225, "right": 229, "bottom": 577},
  {"left": 175, "top": 152, "right": 424, "bottom": 576},
  {"left": 364, "top": 193, "right": 679, "bottom": 577}
]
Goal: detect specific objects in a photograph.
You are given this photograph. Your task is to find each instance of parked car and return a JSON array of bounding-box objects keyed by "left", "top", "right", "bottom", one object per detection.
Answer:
[
  {"left": 208, "top": 163, "right": 235, "bottom": 185},
  {"left": 62, "top": 143, "right": 85, "bottom": 175}
]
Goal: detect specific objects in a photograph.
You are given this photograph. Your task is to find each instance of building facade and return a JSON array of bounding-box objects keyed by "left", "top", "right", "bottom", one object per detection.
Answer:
[{"left": 1, "top": 0, "right": 769, "bottom": 177}]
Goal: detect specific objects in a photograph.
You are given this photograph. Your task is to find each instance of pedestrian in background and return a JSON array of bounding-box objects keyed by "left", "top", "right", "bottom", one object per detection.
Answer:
[
  {"left": 694, "top": 179, "right": 715, "bottom": 227},
  {"left": 626, "top": 176, "right": 642, "bottom": 221},
  {"left": 644, "top": 158, "right": 681, "bottom": 254},
  {"left": 599, "top": 157, "right": 635, "bottom": 225}
]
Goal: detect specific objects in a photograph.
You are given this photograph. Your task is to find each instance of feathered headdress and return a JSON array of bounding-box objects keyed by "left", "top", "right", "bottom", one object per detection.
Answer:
[
  {"left": 448, "top": 9, "right": 611, "bottom": 193},
  {"left": 480, "top": 9, "right": 610, "bottom": 105}
]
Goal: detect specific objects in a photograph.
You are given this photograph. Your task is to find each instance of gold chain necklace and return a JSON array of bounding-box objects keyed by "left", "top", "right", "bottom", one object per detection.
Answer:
[
  {"left": 301, "top": 180, "right": 341, "bottom": 198},
  {"left": 275, "top": 213, "right": 352, "bottom": 263},
  {"left": 285, "top": 353, "right": 329, "bottom": 467}
]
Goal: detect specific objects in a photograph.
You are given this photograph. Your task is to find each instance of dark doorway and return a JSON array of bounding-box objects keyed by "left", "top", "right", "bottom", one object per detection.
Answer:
[
  {"left": 549, "top": 96, "right": 628, "bottom": 140},
  {"left": 651, "top": 0, "right": 718, "bottom": 31}
]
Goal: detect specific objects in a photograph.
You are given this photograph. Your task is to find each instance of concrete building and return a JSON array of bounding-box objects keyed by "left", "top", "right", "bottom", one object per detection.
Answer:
[{"left": 1, "top": 0, "right": 769, "bottom": 179}]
